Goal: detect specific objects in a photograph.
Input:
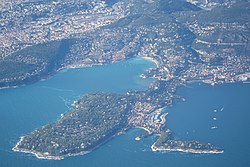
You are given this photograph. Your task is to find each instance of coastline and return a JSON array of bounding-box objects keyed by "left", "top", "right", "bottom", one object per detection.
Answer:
[
  {"left": 135, "top": 126, "right": 152, "bottom": 133},
  {"left": 7, "top": 56, "right": 227, "bottom": 160},
  {"left": 0, "top": 57, "right": 146, "bottom": 90},
  {"left": 12, "top": 136, "right": 90, "bottom": 160},
  {"left": 12, "top": 127, "right": 129, "bottom": 160},
  {"left": 140, "top": 56, "right": 160, "bottom": 68},
  {"left": 0, "top": 85, "right": 18, "bottom": 90},
  {"left": 151, "top": 143, "right": 224, "bottom": 154}
]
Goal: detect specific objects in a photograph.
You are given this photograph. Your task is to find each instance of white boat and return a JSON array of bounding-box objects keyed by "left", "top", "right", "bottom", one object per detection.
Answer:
[
  {"left": 135, "top": 137, "right": 141, "bottom": 141},
  {"left": 211, "top": 126, "right": 218, "bottom": 129}
]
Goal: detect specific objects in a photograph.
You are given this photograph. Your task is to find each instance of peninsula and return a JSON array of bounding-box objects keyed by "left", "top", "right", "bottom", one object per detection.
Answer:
[
  {"left": 152, "top": 131, "right": 223, "bottom": 154},
  {"left": 13, "top": 92, "right": 223, "bottom": 160},
  {"left": 1, "top": 0, "right": 248, "bottom": 160}
]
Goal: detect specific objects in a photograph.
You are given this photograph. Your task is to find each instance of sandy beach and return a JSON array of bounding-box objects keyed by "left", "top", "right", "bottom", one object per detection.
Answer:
[{"left": 140, "top": 57, "right": 160, "bottom": 68}]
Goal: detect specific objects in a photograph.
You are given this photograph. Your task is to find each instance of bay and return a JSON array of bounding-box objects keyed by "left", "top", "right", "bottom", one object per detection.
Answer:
[
  {"left": 0, "top": 58, "right": 250, "bottom": 167},
  {"left": 0, "top": 58, "right": 154, "bottom": 167}
]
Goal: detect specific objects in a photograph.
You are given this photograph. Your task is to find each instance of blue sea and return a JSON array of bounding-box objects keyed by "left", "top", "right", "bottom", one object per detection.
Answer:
[{"left": 0, "top": 58, "right": 250, "bottom": 167}]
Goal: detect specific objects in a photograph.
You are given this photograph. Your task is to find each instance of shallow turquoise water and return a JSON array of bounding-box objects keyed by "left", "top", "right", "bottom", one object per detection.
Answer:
[{"left": 0, "top": 59, "right": 250, "bottom": 167}]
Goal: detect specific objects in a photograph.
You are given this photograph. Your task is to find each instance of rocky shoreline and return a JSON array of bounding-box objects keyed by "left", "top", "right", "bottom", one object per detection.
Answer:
[
  {"left": 12, "top": 136, "right": 90, "bottom": 160},
  {"left": 151, "top": 142, "right": 224, "bottom": 154}
]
